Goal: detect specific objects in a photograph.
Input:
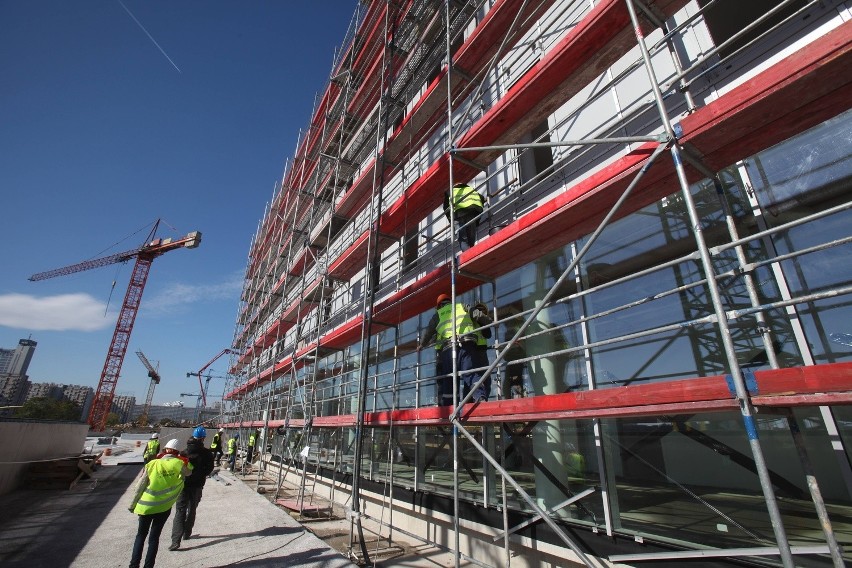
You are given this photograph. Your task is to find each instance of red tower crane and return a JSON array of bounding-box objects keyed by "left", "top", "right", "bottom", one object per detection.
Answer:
[{"left": 29, "top": 221, "right": 201, "bottom": 431}]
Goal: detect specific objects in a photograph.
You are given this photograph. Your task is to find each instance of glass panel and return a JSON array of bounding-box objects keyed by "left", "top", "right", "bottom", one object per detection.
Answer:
[
  {"left": 746, "top": 110, "right": 852, "bottom": 365},
  {"left": 604, "top": 413, "right": 781, "bottom": 548}
]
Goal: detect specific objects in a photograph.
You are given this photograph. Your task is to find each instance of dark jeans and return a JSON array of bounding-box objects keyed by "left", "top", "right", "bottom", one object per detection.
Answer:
[
  {"left": 171, "top": 485, "right": 203, "bottom": 545},
  {"left": 228, "top": 452, "right": 236, "bottom": 471},
  {"left": 437, "top": 344, "right": 491, "bottom": 405},
  {"left": 454, "top": 207, "right": 481, "bottom": 248},
  {"left": 130, "top": 509, "right": 170, "bottom": 568},
  {"left": 246, "top": 446, "right": 254, "bottom": 464},
  {"left": 212, "top": 448, "right": 223, "bottom": 466}
]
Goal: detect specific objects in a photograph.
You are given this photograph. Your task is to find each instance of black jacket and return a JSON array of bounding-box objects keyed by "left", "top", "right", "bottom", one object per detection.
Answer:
[{"left": 184, "top": 437, "right": 215, "bottom": 488}]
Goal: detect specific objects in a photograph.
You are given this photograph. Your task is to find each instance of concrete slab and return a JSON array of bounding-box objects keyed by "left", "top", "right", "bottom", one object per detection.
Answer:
[
  {"left": 0, "top": 460, "right": 356, "bottom": 568},
  {"left": 0, "top": 434, "right": 470, "bottom": 568}
]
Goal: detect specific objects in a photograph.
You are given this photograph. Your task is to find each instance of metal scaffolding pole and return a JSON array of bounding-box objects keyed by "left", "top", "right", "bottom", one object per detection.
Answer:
[{"left": 624, "top": 0, "right": 794, "bottom": 565}]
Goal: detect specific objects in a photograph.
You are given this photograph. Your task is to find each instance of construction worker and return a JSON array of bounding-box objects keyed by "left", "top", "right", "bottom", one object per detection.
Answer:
[
  {"left": 444, "top": 182, "right": 484, "bottom": 249},
  {"left": 169, "top": 426, "right": 214, "bottom": 550},
  {"left": 143, "top": 433, "right": 160, "bottom": 464},
  {"left": 418, "top": 294, "right": 492, "bottom": 405},
  {"left": 209, "top": 428, "right": 224, "bottom": 466},
  {"left": 128, "top": 438, "right": 191, "bottom": 568},
  {"left": 565, "top": 443, "right": 586, "bottom": 491},
  {"left": 227, "top": 433, "right": 239, "bottom": 472},
  {"left": 246, "top": 428, "right": 260, "bottom": 464}
]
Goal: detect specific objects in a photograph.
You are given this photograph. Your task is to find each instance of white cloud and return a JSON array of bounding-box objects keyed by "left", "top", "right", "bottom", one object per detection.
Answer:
[
  {"left": 0, "top": 293, "right": 113, "bottom": 331},
  {"left": 142, "top": 272, "right": 243, "bottom": 316}
]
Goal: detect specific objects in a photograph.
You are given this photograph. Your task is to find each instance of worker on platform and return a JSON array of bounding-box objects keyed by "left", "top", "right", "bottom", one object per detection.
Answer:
[
  {"left": 227, "top": 433, "right": 239, "bottom": 472},
  {"left": 246, "top": 428, "right": 260, "bottom": 464},
  {"left": 129, "top": 438, "right": 191, "bottom": 568},
  {"left": 169, "top": 426, "right": 214, "bottom": 550},
  {"left": 209, "top": 428, "right": 224, "bottom": 466},
  {"left": 143, "top": 433, "right": 160, "bottom": 464},
  {"left": 418, "top": 294, "right": 493, "bottom": 405},
  {"left": 444, "top": 182, "right": 485, "bottom": 249},
  {"left": 565, "top": 442, "right": 586, "bottom": 491}
]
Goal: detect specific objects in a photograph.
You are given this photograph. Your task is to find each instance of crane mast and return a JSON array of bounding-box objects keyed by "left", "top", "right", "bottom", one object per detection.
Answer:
[
  {"left": 29, "top": 220, "right": 201, "bottom": 431},
  {"left": 135, "top": 350, "right": 161, "bottom": 427}
]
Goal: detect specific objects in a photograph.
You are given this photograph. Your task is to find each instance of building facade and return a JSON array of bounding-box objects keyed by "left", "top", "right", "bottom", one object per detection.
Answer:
[
  {"left": 224, "top": 1, "right": 852, "bottom": 566},
  {"left": 24, "top": 382, "right": 94, "bottom": 421},
  {"left": 111, "top": 395, "right": 137, "bottom": 424},
  {"left": 0, "top": 339, "right": 36, "bottom": 377},
  {"left": 0, "top": 375, "right": 30, "bottom": 410}
]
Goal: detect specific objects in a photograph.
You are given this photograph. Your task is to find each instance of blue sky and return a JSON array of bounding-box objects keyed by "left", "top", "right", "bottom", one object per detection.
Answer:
[{"left": 0, "top": 1, "right": 356, "bottom": 407}]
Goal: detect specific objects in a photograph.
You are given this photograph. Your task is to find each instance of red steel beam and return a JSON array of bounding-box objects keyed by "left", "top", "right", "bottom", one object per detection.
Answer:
[{"left": 233, "top": 362, "right": 852, "bottom": 427}]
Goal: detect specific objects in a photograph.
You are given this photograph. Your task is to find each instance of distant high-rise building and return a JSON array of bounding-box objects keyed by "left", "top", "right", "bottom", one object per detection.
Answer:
[
  {"left": 0, "top": 375, "right": 30, "bottom": 410},
  {"left": 63, "top": 384, "right": 94, "bottom": 421},
  {"left": 0, "top": 339, "right": 36, "bottom": 376},
  {"left": 26, "top": 382, "right": 64, "bottom": 400},
  {"left": 23, "top": 382, "right": 95, "bottom": 421},
  {"left": 111, "top": 395, "right": 136, "bottom": 423}
]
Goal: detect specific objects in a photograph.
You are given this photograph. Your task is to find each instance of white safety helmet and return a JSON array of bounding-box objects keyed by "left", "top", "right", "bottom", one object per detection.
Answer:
[
  {"left": 165, "top": 438, "right": 181, "bottom": 451},
  {"left": 151, "top": 433, "right": 159, "bottom": 439},
  {"left": 218, "top": 428, "right": 224, "bottom": 433}
]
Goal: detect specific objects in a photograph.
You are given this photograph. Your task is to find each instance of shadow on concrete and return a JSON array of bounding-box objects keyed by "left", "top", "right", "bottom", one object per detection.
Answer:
[
  {"left": 208, "top": 546, "right": 348, "bottom": 568},
  {"left": 181, "top": 525, "right": 305, "bottom": 550},
  {"left": 0, "top": 464, "right": 137, "bottom": 568}
]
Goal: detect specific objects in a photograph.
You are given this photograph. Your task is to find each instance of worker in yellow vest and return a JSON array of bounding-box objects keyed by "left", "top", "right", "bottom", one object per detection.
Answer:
[
  {"left": 246, "top": 428, "right": 260, "bottom": 464},
  {"left": 209, "top": 428, "right": 224, "bottom": 466},
  {"left": 443, "top": 182, "right": 485, "bottom": 249},
  {"left": 418, "top": 294, "right": 492, "bottom": 405},
  {"left": 128, "top": 438, "right": 191, "bottom": 568},
  {"left": 227, "top": 433, "right": 239, "bottom": 472},
  {"left": 143, "top": 433, "right": 160, "bottom": 464}
]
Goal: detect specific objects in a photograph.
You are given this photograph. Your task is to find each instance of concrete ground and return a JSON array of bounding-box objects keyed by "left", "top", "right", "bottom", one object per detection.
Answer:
[{"left": 0, "top": 437, "right": 465, "bottom": 568}]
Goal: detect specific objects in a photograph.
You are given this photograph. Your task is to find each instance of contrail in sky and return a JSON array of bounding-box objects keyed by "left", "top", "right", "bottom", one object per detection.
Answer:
[{"left": 117, "top": 0, "right": 182, "bottom": 73}]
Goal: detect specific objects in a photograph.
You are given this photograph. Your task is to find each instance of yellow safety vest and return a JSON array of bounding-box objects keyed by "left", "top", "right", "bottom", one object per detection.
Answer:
[
  {"left": 248, "top": 432, "right": 257, "bottom": 447},
  {"left": 228, "top": 438, "right": 237, "bottom": 455},
  {"left": 566, "top": 452, "right": 586, "bottom": 482},
  {"left": 143, "top": 439, "right": 159, "bottom": 460},
  {"left": 450, "top": 184, "right": 483, "bottom": 211},
  {"left": 435, "top": 303, "right": 485, "bottom": 351},
  {"left": 210, "top": 433, "right": 220, "bottom": 450},
  {"left": 134, "top": 456, "right": 186, "bottom": 515}
]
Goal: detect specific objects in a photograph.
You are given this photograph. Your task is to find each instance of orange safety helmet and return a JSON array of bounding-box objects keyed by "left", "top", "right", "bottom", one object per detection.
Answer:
[{"left": 436, "top": 293, "right": 451, "bottom": 307}]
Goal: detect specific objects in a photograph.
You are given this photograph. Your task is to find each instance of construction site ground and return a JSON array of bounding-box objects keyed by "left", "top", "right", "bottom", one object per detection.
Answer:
[{"left": 0, "top": 439, "right": 468, "bottom": 568}]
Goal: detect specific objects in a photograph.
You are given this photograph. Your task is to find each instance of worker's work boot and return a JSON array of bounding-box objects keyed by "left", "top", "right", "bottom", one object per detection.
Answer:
[{"left": 168, "top": 542, "right": 180, "bottom": 551}]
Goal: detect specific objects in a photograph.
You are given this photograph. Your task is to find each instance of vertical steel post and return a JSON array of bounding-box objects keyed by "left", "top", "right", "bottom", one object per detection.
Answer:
[{"left": 623, "top": 1, "right": 794, "bottom": 565}]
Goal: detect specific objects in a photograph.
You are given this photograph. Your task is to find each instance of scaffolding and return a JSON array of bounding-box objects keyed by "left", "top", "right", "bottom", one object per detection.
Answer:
[{"left": 222, "top": 1, "right": 852, "bottom": 567}]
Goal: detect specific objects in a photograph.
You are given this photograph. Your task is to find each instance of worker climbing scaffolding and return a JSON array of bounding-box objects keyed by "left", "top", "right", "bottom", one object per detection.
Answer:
[
  {"left": 418, "top": 294, "right": 493, "bottom": 406},
  {"left": 444, "top": 182, "right": 485, "bottom": 249}
]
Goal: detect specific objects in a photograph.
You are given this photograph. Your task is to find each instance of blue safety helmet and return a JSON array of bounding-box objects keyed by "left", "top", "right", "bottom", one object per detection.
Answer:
[{"left": 193, "top": 425, "right": 207, "bottom": 439}]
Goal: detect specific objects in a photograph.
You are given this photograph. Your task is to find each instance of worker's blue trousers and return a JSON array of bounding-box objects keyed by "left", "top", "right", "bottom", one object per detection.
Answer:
[{"left": 437, "top": 343, "right": 491, "bottom": 405}]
